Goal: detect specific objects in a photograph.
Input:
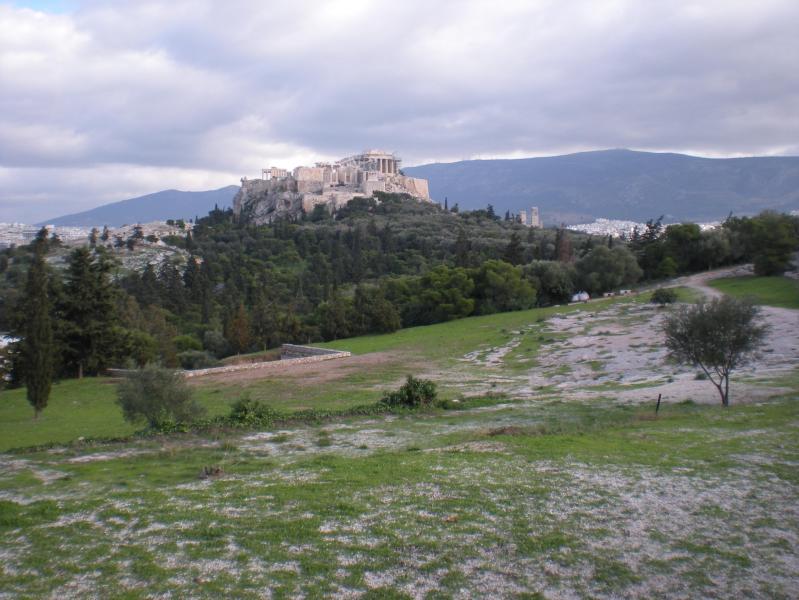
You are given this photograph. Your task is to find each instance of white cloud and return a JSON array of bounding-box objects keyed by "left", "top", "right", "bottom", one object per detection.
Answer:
[{"left": 0, "top": 0, "right": 798, "bottom": 222}]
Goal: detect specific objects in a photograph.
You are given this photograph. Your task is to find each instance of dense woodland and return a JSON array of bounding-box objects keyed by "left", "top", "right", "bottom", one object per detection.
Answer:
[{"left": 1, "top": 194, "right": 797, "bottom": 387}]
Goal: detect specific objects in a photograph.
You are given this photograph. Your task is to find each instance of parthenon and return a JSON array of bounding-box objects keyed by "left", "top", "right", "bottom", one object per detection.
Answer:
[{"left": 233, "top": 150, "right": 431, "bottom": 224}]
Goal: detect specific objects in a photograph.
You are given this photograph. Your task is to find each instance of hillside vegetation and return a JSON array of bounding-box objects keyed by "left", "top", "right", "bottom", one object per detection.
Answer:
[{"left": 1, "top": 197, "right": 797, "bottom": 387}]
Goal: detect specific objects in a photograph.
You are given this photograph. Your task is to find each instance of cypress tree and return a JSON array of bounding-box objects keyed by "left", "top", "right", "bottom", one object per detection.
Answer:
[
  {"left": 22, "top": 229, "right": 54, "bottom": 418},
  {"left": 62, "top": 247, "right": 118, "bottom": 378}
]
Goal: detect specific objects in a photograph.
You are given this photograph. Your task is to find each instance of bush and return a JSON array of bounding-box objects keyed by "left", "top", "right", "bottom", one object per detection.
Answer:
[
  {"left": 116, "top": 364, "right": 205, "bottom": 429},
  {"left": 227, "top": 396, "right": 278, "bottom": 427},
  {"left": 177, "top": 350, "right": 220, "bottom": 370},
  {"left": 651, "top": 288, "right": 678, "bottom": 305},
  {"left": 381, "top": 375, "right": 437, "bottom": 408},
  {"left": 173, "top": 335, "right": 203, "bottom": 353},
  {"left": 203, "top": 330, "right": 230, "bottom": 358}
]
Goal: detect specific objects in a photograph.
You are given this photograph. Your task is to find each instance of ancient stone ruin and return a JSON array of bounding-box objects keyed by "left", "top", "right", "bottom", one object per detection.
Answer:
[{"left": 233, "top": 149, "right": 431, "bottom": 224}]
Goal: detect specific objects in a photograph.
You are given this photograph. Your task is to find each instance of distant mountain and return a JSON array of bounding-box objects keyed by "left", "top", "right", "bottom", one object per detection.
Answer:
[
  {"left": 40, "top": 186, "right": 240, "bottom": 227},
  {"left": 404, "top": 149, "right": 799, "bottom": 224}
]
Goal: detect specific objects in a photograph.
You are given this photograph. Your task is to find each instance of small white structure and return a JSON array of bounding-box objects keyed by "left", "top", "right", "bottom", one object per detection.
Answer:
[{"left": 571, "top": 291, "right": 590, "bottom": 303}]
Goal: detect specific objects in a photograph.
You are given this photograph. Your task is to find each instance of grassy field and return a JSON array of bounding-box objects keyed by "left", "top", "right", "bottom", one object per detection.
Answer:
[
  {"left": 0, "top": 298, "right": 625, "bottom": 452},
  {"left": 1, "top": 285, "right": 798, "bottom": 597},
  {"left": 1, "top": 393, "right": 796, "bottom": 598},
  {"left": 708, "top": 275, "right": 799, "bottom": 309}
]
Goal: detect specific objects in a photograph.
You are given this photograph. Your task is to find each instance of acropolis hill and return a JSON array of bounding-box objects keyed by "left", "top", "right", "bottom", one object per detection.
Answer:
[{"left": 233, "top": 150, "right": 431, "bottom": 224}]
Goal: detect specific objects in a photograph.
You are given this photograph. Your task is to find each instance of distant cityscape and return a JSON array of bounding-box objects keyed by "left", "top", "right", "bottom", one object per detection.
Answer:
[
  {"left": 0, "top": 221, "right": 190, "bottom": 249},
  {"left": 567, "top": 218, "right": 722, "bottom": 238},
  {"left": 0, "top": 223, "right": 91, "bottom": 248},
  {"left": 3, "top": 210, "right": 794, "bottom": 249}
]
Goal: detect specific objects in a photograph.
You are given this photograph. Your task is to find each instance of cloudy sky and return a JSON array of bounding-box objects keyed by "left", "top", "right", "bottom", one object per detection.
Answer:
[{"left": 1, "top": 0, "right": 798, "bottom": 223}]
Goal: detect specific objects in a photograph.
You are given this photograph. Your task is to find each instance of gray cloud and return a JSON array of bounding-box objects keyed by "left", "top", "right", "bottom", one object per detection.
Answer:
[{"left": 1, "top": 0, "right": 798, "bottom": 222}]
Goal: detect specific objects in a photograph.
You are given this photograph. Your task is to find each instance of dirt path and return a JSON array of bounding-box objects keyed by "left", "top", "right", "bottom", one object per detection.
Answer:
[
  {"left": 675, "top": 263, "right": 754, "bottom": 299},
  {"left": 188, "top": 351, "right": 409, "bottom": 387}
]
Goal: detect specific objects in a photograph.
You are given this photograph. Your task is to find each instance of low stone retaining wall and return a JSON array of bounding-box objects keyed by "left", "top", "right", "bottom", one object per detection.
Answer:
[
  {"left": 184, "top": 344, "right": 351, "bottom": 379},
  {"left": 280, "top": 344, "right": 346, "bottom": 359},
  {"left": 107, "top": 344, "right": 351, "bottom": 380}
]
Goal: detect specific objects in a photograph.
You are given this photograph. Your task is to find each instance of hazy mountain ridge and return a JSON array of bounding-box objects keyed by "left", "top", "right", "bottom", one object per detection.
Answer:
[
  {"left": 39, "top": 150, "right": 799, "bottom": 228},
  {"left": 404, "top": 149, "right": 799, "bottom": 224},
  {"left": 40, "top": 186, "right": 239, "bottom": 227}
]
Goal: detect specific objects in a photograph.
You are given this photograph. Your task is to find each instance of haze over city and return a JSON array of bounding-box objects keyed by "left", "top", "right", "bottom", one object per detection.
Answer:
[{"left": 1, "top": 0, "right": 798, "bottom": 223}]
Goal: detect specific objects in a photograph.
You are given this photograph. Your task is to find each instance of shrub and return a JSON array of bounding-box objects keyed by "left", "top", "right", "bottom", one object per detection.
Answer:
[
  {"left": 381, "top": 375, "right": 437, "bottom": 408},
  {"left": 116, "top": 364, "right": 205, "bottom": 429},
  {"left": 177, "top": 350, "right": 220, "bottom": 370},
  {"left": 227, "top": 396, "right": 278, "bottom": 427},
  {"left": 173, "top": 335, "right": 203, "bottom": 353},
  {"left": 203, "top": 330, "right": 230, "bottom": 358},
  {"left": 651, "top": 288, "right": 678, "bottom": 305}
]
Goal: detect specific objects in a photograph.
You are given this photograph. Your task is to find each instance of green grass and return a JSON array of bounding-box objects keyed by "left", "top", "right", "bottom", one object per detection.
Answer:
[
  {"left": 708, "top": 276, "right": 799, "bottom": 309},
  {"left": 0, "top": 377, "right": 239, "bottom": 452},
  {"left": 318, "top": 299, "right": 620, "bottom": 358},
  {"left": 2, "top": 284, "right": 797, "bottom": 596},
  {"left": 0, "top": 379, "right": 138, "bottom": 450},
  {"left": 0, "top": 298, "right": 626, "bottom": 451},
  {"left": 1, "top": 395, "right": 796, "bottom": 597}
]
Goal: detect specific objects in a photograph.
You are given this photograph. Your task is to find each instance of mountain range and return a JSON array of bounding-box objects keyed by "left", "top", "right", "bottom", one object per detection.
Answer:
[
  {"left": 405, "top": 149, "right": 799, "bottom": 224},
  {"left": 39, "top": 186, "right": 240, "bottom": 228},
  {"left": 41, "top": 150, "right": 799, "bottom": 227}
]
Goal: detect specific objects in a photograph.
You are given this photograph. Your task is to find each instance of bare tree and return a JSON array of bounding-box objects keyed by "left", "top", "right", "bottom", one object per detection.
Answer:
[{"left": 663, "top": 297, "right": 767, "bottom": 406}]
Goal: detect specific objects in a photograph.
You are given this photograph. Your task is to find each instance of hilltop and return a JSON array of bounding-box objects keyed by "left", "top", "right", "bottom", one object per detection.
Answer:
[{"left": 404, "top": 149, "right": 799, "bottom": 224}]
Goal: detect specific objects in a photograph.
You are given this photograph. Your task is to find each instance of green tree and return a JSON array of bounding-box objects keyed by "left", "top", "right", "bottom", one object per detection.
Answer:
[
  {"left": 61, "top": 247, "right": 119, "bottom": 377},
  {"left": 630, "top": 216, "right": 665, "bottom": 278},
  {"left": 555, "top": 227, "right": 573, "bottom": 263},
  {"left": 576, "top": 246, "right": 642, "bottom": 294},
  {"left": 524, "top": 260, "right": 575, "bottom": 306},
  {"left": 351, "top": 285, "right": 401, "bottom": 335},
  {"left": 317, "top": 292, "right": 351, "bottom": 341},
  {"left": 751, "top": 212, "right": 797, "bottom": 275},
  {"left": 471, "top": 260, "right": 536, "bottom": 314},
  {"left": 503, "top": 231, "right": 524, "bottom": 265},
  {"left": 454, "top": 228, "right": 472, "bottom": 268},
  {"left": 408, "top": 266, "right": 475, "bottom": 325},
  {"left": 663, "top": 297, "right": 767, "bottom": 406},
  {"left": 20, "top": 229, "right": 54, "bottom": 418},
  {"left": 226, "top": 303, "right": 251, "bottom": 354},
  {"left": 663, "top": 223, "right": 703, "bottom": 273},
  {"left": 117, "top": 364, "right": 204, "bottom": 428}
]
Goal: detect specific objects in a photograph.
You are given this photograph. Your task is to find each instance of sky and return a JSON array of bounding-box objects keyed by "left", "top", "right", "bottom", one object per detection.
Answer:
[{"left": 1, "top": 0, "right": 798, "bottom": 224}]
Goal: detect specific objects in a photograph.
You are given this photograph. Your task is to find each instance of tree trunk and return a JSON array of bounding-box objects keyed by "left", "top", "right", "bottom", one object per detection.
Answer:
[
  {"left": 723, "top": 375, "right": 730, "bottom": 407},
  {"left": 78, "top": 363, "right": 83, "bottom": 379},
  {"left": 712, "top": 379, "right": 726, "bottom": 406}
]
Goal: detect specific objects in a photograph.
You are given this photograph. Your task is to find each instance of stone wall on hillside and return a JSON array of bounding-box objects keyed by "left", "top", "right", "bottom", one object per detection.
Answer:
[{"left": 107, "top": 344, "right": 351, "bottom": 379}]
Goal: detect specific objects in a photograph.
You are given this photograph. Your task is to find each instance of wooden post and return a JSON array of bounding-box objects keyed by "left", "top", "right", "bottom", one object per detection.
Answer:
[{"left": 655, "top": 393, "right": 662, "bottom": 414}]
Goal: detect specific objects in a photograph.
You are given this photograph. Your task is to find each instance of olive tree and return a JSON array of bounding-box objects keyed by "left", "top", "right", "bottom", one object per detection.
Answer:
[
  {"left": 663, "top": 297, "right": 767, "bottom": 406},
  {"left": 117, "top": 364, "right": 204, "bottom": 428}
]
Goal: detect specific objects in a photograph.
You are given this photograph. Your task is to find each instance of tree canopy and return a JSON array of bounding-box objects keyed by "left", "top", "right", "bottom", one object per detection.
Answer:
[{"left": 663, "top": 296, "right": 767, "bottom": 406}]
